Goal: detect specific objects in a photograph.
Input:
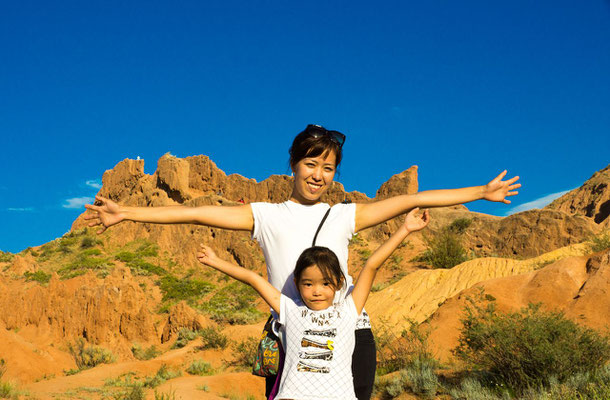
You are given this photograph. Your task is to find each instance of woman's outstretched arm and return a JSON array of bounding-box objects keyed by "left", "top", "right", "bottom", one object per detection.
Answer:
[
  {"left": 355, "top": 170, "right": 520, "bottom": 232},
  {"left": 84, "top": 195, "right": 254, "bottom": 234},
  {"left": 351, "top": 208, "right": 430, "bottom": 314},
  {"left": 197, "top": 244, "right": 280, "bottom": 314}
]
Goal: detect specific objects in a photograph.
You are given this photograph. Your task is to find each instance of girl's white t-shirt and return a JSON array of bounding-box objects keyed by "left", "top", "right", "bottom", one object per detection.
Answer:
[{"left": 275, "top": 293, "right": 359, "bottom": 400}]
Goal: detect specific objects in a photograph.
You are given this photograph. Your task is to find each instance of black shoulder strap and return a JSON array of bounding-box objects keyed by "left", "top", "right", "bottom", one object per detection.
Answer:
[{"left": 312, "top": 208, "right": 332, "bottom": 246}]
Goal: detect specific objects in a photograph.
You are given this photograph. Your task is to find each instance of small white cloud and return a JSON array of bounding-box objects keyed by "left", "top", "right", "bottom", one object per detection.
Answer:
[
  {"left": 7, "top": 207, "right": 34, "bottom": 212},
  {"left": 86, "top": 180, "right": 102, "bottom": 189},
  {"left": 505, "top": 189, "right": 573, "bottom": 216},
  {"left": 63, "top": 197, "right": 94, "bottom": 209}
]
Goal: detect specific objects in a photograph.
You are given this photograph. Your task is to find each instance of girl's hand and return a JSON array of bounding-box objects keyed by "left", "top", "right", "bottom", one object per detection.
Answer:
[
  {"left": 483, "top": 170, "right": 521, "bottom": 204},
  {"left": 84, "top": 195, "right": 124, "bottom": 234},
  {"left": 403, "top": 208, "right": 430, "bottom": 233},
  {"left": 197, "top": 244, "right": 219, "bottom": 266}
]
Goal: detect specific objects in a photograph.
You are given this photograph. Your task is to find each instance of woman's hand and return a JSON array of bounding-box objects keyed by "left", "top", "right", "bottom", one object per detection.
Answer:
[
  {"left": 84, "top": 196, "right": 125, "bottom": 234},
  {"left": 483, "top": 170, "right": 521, "bottom": 203},
  {"left": 197, "top": 244, "right": 220, "bottom": 266},
  {"left": 403, "top": 207, "right": 430, "bottom": 233}
]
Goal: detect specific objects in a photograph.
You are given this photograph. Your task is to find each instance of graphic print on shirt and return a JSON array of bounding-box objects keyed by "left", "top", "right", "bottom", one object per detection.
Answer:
[{"left": 298, "top": 327, "right": 337, "bottom": 374}]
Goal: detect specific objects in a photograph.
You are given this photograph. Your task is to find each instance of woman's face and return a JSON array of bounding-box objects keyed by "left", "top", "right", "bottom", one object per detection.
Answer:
[{"left": 290, "top": 151, "right": 337, "bottom": 205}]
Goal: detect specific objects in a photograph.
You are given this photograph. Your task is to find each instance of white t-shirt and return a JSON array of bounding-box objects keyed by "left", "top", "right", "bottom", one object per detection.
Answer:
[
  {"left": 275, "top": 294, "right": 359, "bottom": 400},
  {"left": 251, "top": 200, "right": 355, "bottom": 300},
  {"left": 251, "top": 200, "right": 371, "bottom": 329}
]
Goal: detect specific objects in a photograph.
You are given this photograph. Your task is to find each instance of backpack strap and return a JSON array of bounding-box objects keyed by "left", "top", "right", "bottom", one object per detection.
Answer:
[{"left": 312, "top": 208, "right": 332, "bottom": 246}]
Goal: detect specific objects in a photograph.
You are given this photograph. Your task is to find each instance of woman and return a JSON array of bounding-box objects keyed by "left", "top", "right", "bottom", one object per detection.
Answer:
[{"left": 85, "top": 124, "right": 520, "bottom": 399}]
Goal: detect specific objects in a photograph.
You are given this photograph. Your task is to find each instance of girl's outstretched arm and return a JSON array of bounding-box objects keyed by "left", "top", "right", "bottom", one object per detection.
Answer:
[
  {"left": 197, "top": 244, "right": 280, "bottom": 313},
  {"left": 84, "top": 195, "right": 254, "bottom": 234},
  {"left": 355, "top": 170, "right": 519, "bottom": 232},
  {"left": 351, "top": 208, "right": 430, "bottom": 314}
]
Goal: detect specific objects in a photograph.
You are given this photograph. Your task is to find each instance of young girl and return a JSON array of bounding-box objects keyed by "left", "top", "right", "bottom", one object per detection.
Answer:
[{"left": 197, "top": 208, "right": 430, "bottom": 400}]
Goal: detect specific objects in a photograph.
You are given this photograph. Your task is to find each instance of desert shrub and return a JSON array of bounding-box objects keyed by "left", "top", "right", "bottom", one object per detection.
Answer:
[
  {"left": 143, "top": 364, "right": 181, "bottom": 388},
  {"left": 589, "top": 232, "right": 610, "bottom": 253},
  {"left": 131, "top": 344, "right": 161, "bottom": 360},
  {"left": 159, "top": 275, "right": 214, "bottom": 303},
  {"left": 154, "top": 389, "right": 177, "bottom": 400},
  {"left": 405, "top": 358, "right": 439, "bottom": 398},
  {"left": 129, "top": 259, "right": 166, "bottom": 276},
  {"left": 69, "top": 338, "right": 115, "bottom": 370},
  {"left": 201, "top": 281, "right": 263, "bottom": 324},
  {"left": 186, "top": 359, "right": 214, "bottom": 376},
  {"left": 113, "top": 384, "right": 145, "bottom": 400},
  {"left": 375, "top": 320, "right": 438, "bottom": 375},
  {"left": 80, "top": 236, "right": 101, "bottom": 249},
  {"left": 199, "top": 326, "right": 229, "bottom": 350},
  {"left": 359, "top": 248, "right": 372, "bottom": 261},
  {"left": 232, "top": 336, "right": 259, "bottom": 369},
  {"left": 449, "top": 377, "right": 508, "bottom": 400},
  {"left": 454, "top": 291, "right": 610, "bottom": 395},
  {"left": 0, "top": 251, "right": 14, "bottom": 263},
  {"left": 0, "top": 381, "right": 19, "bottom": 400},
  {"left": 24, "top": 270, "right": 52, "bottom": 284},
  {"left": 416, "top": 228, "right": 468, "bottom": 269},
  {"left": 136, "top": 242, "right": 159, "bottom": 257},
  {"left": 59, "top": 253, "right": 113, "bottom": 279},
  {"left": 171, "top": 328, "right": 199, "bottom": 349},
  {"left": 115, "top": 251, "right": 137, "bottom": 263},
  {"left": 448, "top": 217, "right": 473, "bottom": 234},
  {"left": 81, "top": 248, "right": 102, "bottom": 256}
]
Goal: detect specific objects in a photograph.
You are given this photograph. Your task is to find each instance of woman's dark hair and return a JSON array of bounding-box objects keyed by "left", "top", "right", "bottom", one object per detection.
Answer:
[
  {"left": 294, "top": 246, "right": 345, "bottom": 290},
  {"left": 289, "top": 126, "right": 343, "bottom": 170}
]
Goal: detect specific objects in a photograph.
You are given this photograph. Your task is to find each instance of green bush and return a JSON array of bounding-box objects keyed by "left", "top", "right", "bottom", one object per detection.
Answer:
[
  {"left": 159, "top": 275, "right": 215, "bottom": 303},
  {"left": 416, "top": 229, "right": 468, "bottom": 269},
  {"left": 375, "top": 321, "right": 438, "bottom": 376},
  {"left": 69, "top": 338, "right": 116, "bottom": 370},
  {"left": 454, "top": 291, "right": 610, "bottom": 395},
  {"left": 448, "top": 218, "right": 473, "bottom": 234},
  {"left": 405, "top": 358, "right": 439, "bottom": 398},
  {"left": 131, "top": 344, "right": 161, "bottom": 360},
  {"left": 186, "top": 359, "right": 214, "bottom": 376},
  {"left": 115, "top": 251, "right": 137, "bottom": 263},
  {"left": 200, "top": 326, "right": 229, "bottom": 350},
  {"left": 589, "top": 232, "right": 610, "bottom": 253},
  {"left": 59, "top": 253, "right": 113, "bottom": 279},
  {"left": 171, "top": 328, "right": 199, "bottom": 349},
  {"left": 143, "top": 364, "right": 181, "bottom": 388},
  {"left": 113, "top": 384, "right": 145, "bottom": 400},
  {"left": 80, "top": 236, "right": 100, "bottom": 249},
  {"left": 24, "top": 270, "right": 52, "bottom": 284},
  {"left": 0, "top": 380, "right": 19, "bottom": 400},
  {"left": 232, "top": 336, "right": 259, "bottom": 369},
  {"left": 129, "top": 259, "right": 166, "bottom": 276},
  {"left": 136, "top": 242, "right": 159, "bottom": 257},
  {"left": 201, "top": 281, "right": 263, "bottom": 324},
  {"left": 0, "top": 251, "right": 14, "bottom": 263}
]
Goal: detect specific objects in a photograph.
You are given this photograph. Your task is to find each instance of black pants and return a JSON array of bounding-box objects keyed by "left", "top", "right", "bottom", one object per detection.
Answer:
[{"left": 266, "top": 328, "right": 377, "bottom": 400}]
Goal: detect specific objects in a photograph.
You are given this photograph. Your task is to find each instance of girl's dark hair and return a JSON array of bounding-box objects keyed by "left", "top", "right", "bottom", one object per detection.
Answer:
[
  {"left": 289, "top": 127, "right": 343, "bottom": 169},
  {"left": 294, "top": 246, "right": 345, "bottom": 290}
]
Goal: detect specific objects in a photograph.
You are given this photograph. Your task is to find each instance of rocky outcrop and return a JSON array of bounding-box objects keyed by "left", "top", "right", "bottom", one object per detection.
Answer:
[
  {"left": 424, "top": 249, "right": 610, "bottom": 361},
  {"left": 0, "top": 267, "right": 158, "bottom": 346},
  {"left": 546, "top": 164, "right": 610, "bottom": 225}
]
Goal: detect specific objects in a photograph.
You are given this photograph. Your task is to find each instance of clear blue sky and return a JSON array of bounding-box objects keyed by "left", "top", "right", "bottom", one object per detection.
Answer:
[{"left": 1, "top": 1, "right": 609, "bottom": 253}]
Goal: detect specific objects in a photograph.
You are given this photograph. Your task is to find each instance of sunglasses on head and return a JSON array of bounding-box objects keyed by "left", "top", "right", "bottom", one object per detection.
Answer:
[{"left": 303, "top": 124, "right": 346, "bottom": 148}]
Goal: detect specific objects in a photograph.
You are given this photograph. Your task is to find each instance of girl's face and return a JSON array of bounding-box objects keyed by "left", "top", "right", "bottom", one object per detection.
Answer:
[
  {"left": 289, "top": 151, "right": 337, "bottom": 205},
  {"left": 296, "top": 264, "right": 337, "bottom": 311}
]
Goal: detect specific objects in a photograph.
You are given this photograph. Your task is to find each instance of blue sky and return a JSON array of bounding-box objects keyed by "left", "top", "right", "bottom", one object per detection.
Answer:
[{"left": 1, "top": 1, "right": 609, "bottom": 253}]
